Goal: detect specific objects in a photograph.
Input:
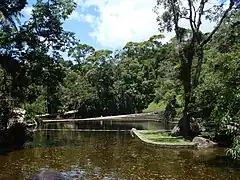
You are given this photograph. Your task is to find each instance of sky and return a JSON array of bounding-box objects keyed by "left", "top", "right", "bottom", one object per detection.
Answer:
[{"left": 21, "top": 0, "right": 225, "bottom": 50}]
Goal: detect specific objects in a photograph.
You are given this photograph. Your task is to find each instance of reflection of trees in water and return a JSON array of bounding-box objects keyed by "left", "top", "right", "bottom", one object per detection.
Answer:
[
  {"left": 34, "top": 130, "right": 191, "bottom": 178},
  {"left": 1, "top": 131, "right": 240, "bottom": 179},
  {"left": 41, "top": 120, "right": 164, "bottom": 131},
  {"left": 175, "top": 149, "right": 230, "bottom": 179}
]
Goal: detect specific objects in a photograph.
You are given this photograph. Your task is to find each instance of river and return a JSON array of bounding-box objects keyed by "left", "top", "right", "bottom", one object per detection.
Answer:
[{"left": 0, "top": 120, "right": 239, "bottom": 179}]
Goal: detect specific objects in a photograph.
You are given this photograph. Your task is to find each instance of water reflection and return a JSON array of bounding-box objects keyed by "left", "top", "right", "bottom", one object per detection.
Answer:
[
  {"left": 41, "top": 120, "right": 168, "bottom": 131},
  {"left": 0, "top": 130, "right": 239, "bottom": 179}
]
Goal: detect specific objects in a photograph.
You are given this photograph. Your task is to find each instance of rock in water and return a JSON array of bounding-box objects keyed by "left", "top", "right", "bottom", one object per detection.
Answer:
[
  {"left": 192, "top": 136, "right": 217, "bottom": 148},
  {"left": 32, "top": 169, "right": 66, "bottom": 180}
]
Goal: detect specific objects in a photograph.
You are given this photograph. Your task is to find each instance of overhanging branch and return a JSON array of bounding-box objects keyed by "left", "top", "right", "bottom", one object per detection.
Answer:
[{"left": 201, "top": 0, "right": 234, "bottom": 46}]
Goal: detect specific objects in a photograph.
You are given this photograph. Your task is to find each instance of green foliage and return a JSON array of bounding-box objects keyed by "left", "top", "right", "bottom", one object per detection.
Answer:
[
  {"left": 227, "top": 136, "right": 240, "bottom": 160},
  {"left": 154, "top": 0, "right": 240, "bottom": 156},
  {"left": 58, "top": 35, "right": 169, "bottom": 117},
  {"left": 24, "top": 95, "right": 46, "bottom": 123},
  {"left": 0, "top": 0, "right": 76, "bottom": 127},
  {"left": 139, "top": 130, "right": 190, "bottom": 143},
  {"left": 68, "top": 44, "right": 95, "bottom": 65},
  {"left": 58, "top": 70, "right": 98, "bottom": 113},
  {"left": 143, "top": 102, "right": 165, "bottom": 113},
  {"left": 193, "top": 19, "right": 240, "bottom": 159},
  {"left": 0, "top": 0, "right": 27, "bottom": 29},
  {"left": 114, "top": 57, "right": 155, "bottom": 113}
]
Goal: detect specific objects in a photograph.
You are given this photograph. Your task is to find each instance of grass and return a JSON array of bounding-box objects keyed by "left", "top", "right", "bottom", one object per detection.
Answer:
[
  {"left": 140, "top": 130, "right": 170, "bottom": 136},
  {"left": 143, "top": 102, "right": 165, "bottom": 113},
  {"left": 143, "top": 101, "right": 183, "bottom": 118},
  {"left": 138, "top": 130, "right": 191, "bottom": 143},
  {"left": 152, "top": 138, "right": 189, "bottom": 143}
]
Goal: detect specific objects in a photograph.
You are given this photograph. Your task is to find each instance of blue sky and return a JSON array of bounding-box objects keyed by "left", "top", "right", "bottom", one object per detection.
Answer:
[
  {"left": 21, "top": 0, "right": 224, "bottom": 50},
  {"left": 22, "top": 0, "right": 103, "bottom": 49},
  {"left": 21, "top": 0, "right": 162, "bottom": 50},
  {"left": 63, "top": 2, "right": 102, "bottom": 49}
]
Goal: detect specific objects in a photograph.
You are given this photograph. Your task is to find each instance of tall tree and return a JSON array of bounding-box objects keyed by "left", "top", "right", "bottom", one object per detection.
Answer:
[
  {"left": 0, "top": 0, "right": 77, "bottom": 118},
  {"left": 0, "top": 0, "right": 27, "bottom": 129},
  {"left": 154, "top": 0, "right": 239, "bottom": 137},
  {"left": 21, "top": 0, "right": 77, "bottom": 114}
]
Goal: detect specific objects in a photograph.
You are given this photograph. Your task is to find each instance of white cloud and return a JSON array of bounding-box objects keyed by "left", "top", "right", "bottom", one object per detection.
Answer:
[
  {"left": 81, "top": 0, "right": 160, "bottom": 48},
  {"left": 21, "top": 6, "right": 33, "bottom": 16},
  {"left": 70, "top": 0, "right": 228, "bottom": 48},
  {"left": 21, "top": 0, "right": 229, "bottom": 49},
  {"left": 69, "top": 11, "right": 80, "bottom": 20},
  {"left": 82, "top": 14, "right": 96, "bottom": 23},
  {"left": 69, "top": 10, "right": 96, "bottom": 23}
]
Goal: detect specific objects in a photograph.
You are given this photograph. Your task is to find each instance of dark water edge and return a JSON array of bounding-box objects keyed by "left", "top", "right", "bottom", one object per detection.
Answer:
[
  {"left": 0, "top": 123, "right": 33, "bottom": 154},
  {"left": 0, "top": 130, "right": 240, "bottom": 180}
]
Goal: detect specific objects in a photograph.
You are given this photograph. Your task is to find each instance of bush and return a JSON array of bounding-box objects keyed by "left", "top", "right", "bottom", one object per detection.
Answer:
[
  {"left": 24, "top": 96, "right": 46, "bottom": 123},
  {"left": 227, "top": 136, "right": 240, "bottom": 160}
]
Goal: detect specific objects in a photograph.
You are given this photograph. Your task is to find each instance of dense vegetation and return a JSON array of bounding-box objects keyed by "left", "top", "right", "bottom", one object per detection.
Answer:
[{"left": 0, "top": 0, "right": 239, "bottom": 159}]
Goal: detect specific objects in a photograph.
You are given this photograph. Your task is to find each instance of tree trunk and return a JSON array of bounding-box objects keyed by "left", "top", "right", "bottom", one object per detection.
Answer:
[
  {"left": 193, "top": 46, "right": 204, "bottom": 88},
  {"left": 179, "top": 69, "right": 192, "bottom": 138},
  {"left": 174, "top": 42, "right": 195, "bottom": 138}
]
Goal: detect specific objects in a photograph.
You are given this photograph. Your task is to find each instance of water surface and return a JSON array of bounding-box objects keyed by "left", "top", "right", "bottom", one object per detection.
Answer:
[
  {"left": 1, "top": 120, "right": 240, "bottom": 179},
  {"left": 41, "top": 119, "right": 167, "bottom": 131},
  {"left": 0, "top": 130, "right": 239, "bottom": 179}
]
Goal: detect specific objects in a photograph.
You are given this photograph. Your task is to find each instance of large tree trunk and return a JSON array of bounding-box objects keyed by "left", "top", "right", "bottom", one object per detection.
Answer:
[
  {"left": 193, "top": 46, "right": 204, "bottom": 88},
  {"left": 173, "top": 42, "right": 195, "bottom": 138}
]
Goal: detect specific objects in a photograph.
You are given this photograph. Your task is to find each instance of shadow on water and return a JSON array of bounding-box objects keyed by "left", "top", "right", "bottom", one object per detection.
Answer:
[{"left": 204, "top": 155, "right": 240, "bottom": 169}]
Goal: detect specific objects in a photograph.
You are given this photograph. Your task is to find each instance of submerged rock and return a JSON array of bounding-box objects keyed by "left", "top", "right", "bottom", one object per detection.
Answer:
[
  {"left": 32, "top": 169, "right": 66, "bottom": 180},
  {"left": 192, "top": 136, "right": 217, "bottom": 148}
]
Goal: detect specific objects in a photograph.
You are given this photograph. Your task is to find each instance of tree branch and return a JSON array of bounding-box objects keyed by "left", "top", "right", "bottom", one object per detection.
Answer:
[
  {"left": 203, "top": 6, "right": 214, "bottom": 14},
  {"left": 197, "top": 0, "right": 207, "bottom": 31},
  {"left": 170, "top": 0, "right": 180, "bottom": 42},
  {"left": 192, "top": 4, "right": 197, "bottom": 29},
  {"left": 201, "top": 0, "right": 234, "bottom": 46},
  {"left": 187, "top": 0, "right": 195, "bottom": 32}
]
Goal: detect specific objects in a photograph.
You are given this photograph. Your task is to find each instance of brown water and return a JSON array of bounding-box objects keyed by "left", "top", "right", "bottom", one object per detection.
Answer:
[{"left": 0, "top": 121, "right": 240, "bottom": 179}]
